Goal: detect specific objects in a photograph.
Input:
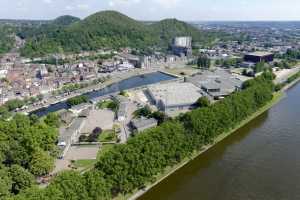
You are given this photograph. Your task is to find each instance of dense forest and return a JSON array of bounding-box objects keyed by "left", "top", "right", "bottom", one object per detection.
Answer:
[
  {"left": 17, "top": 15, "right": 80, "bottom": 40},
  {"left": 19, "top": 11, "right": 219, "bottom": 57},
  {"left": 0, "top": 25, "right": 15, "bottom": 54},
  {"left": 0, "top": 113, "right": 60, "bottom": 199},
  {"left": 5, "top": 72, "right": 275, "bottom": 200}
]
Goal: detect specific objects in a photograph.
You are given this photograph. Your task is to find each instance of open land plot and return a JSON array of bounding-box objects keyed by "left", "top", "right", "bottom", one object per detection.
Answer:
[
  {"left": 81, "top": 109, "right": 115, "bottom": 134},
  {"left": 52, "top": 145, "right": 100, "bottom": 173}
]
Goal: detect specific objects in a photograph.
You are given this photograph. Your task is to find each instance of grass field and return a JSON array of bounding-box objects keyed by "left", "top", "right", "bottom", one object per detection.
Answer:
[
  {"left": 72, "top": 159, "right": 97, "bottom": 170},
  {"left": 99, "top": 130, "right": 117, "bottom": 142}
]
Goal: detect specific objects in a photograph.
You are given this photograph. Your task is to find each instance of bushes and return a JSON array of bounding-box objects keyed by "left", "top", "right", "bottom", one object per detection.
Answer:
[
  {"left": 287, "top": 72, "right": 300, "bottom": 84},
  {"left": 79, "top": 128, "right": 103, "bottom": 143},
  {"left": 97, "top": 100, "right": 119, "bottom": 112},
  {"left": 66, "top": 95, "right": 89, "bottom": 106},
  {"left": 196, "top": 96, "right": 210, "bottom": 108}
]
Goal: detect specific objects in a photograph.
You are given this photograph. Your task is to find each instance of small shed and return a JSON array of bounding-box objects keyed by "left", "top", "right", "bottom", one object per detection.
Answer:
[{"left": 131, "top": 117, "right": 158, "bottom": 132}]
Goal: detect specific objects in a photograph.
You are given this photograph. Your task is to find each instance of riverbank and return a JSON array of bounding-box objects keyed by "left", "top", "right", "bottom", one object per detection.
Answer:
[
  {"left": 282, "top": 75, "right": 300, "bottom": 91},
  {"left": 30, "top": 71, "right": 178, "bottom": 116},
  {"left": 124, "top": 91, "right": 285, "bottom": 200}
]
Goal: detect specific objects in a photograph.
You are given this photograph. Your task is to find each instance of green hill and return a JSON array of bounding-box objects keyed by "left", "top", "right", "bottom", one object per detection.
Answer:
[
  {"left": 52, "top": 15, "right": 81, "bottom": 26},
  {"left": 0, "top": 25, "right": 15, "bottom": 54},
  {"left": 18, "top": 15, "right": 80, "bottom": 39},
  {"left": 57, "top": 11, "right": 157, "bottom": 52},
  {"left": 20, "top": 11, "right": 213, "bottom": 57},
  {"left": 150, "top": 19, "right": 216, "bottom": 47}
]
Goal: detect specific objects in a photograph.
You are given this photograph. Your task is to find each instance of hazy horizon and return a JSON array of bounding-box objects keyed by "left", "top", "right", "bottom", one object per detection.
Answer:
[{"left": 1, "top": 0, "right": 300, "bottom": 21}]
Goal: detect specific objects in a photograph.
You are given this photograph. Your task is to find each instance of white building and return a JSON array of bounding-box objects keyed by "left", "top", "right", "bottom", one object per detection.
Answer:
[
  {"left": 147, "top": 82, "right": 202, "bottom": 114},
  {"left": 173, "top": 37, "right": 192, "bottom": 48}
]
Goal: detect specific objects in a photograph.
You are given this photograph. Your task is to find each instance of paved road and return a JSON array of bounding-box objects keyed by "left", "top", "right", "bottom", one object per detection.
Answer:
[{"left": 274, "top": 66, "right": 300, "bottom": 84}]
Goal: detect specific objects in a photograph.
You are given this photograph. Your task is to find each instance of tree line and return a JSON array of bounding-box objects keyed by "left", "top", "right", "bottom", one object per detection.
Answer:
[{"left": 7, "top": 72, "right": 275, "bottom": 200}]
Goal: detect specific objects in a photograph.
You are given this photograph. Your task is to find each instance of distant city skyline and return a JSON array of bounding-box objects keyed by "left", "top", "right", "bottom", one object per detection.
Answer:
[{"left": 1, "top": 0, "right": 300, "bottom": 21}]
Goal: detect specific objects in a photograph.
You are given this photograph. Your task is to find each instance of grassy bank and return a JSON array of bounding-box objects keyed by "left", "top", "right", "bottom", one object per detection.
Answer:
[{"left": 123, "top": 91, "right": 285, "bottom": 200}]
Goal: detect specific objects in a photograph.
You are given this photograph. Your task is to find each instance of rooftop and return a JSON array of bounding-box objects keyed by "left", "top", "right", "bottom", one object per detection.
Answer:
[
  {"left": 58, "top": 117, "right": 85, "bottom": 144},
  {"left": 186, "top": 69, "right": 243, "bottom": 96},
  {"left": 245, "top": 51, "right": 274, "bottom": 57},
  {"left": 131, "top": 117, "right": 158, "bottom": 130},
  {"left": 148, "top": 82, "right": 202, "bottom": 107}
]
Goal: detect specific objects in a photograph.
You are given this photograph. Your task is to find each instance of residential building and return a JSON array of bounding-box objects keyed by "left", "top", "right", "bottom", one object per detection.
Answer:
[
  {"left": 58, "top": 117, "right": 86, "bottom": 158},
  {"left": 114, "top": 95, "right": 129, "bottom": 122}
]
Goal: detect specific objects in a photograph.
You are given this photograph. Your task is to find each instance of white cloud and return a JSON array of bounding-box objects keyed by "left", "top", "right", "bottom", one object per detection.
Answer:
[
  {"left": 77, "top": 4, "right": 89, "bottom": 10},
  {"left": 43, "top": 0, "right": 53, "bottom": 4},
  {"left": 65, "top": 5, "right": 74, "bottom": 11},
  {"left": 108, "top": 0, "right": 141, "bottom": 7},
  {"left": 65, "top": 3, "right": 90, "bottom": 11},
  {"left": 108, "top": 0, "right": 180, "bottom": 9},
  {"left": 16, "top": 0, "right": 28, "bottom": 12},
  {"left": 153, "top": 0, "right": 181, "bottom": 8}
]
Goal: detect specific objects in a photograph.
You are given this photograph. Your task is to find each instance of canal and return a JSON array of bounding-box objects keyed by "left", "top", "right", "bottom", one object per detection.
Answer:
[
  {"left": 32, "top": 71, "right": 176, "bottom": 117},
  {"left": 139, "top": 82, "right": 300, "bottom": 200}
]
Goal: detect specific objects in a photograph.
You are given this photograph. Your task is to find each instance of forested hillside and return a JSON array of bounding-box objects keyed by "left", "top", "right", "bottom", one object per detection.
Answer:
[
  {"left": 19, "top": 11, "right": 216, "bottom": 57},
  {"left": 8, "top": 72, "right": 275, "bottom": 200},
  {"left": 0, "top": 25, "right": 15, "bottom": 54},
  {"left": 149, "top": 18, "right": 216, "bottom": 48},
  {"left": 17, "top": 15, "right": 80, "bottom": 39}
]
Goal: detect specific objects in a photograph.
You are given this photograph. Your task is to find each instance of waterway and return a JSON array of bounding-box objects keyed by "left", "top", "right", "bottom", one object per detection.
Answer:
[
  {"left": 139, "top": 82, "right": 300, "bottom": 200},
  {"left": 32, "top": 71, "right": 176, "bottom": 117}
]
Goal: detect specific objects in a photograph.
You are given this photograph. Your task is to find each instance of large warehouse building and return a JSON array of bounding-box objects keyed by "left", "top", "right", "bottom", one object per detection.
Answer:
[
  {"left": 147, "top": 82, "right": 202, "bottom": 114},
  {"left": 186, "top": 69, "right": 243, "bottom": 100},
  {"left": 244, "top": 51, "right": 274, "bottom": 63}
]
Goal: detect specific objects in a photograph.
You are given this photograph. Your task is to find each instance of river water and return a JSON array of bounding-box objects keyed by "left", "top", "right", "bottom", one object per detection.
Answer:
[
  {"left": 139, "top": 82, "right": 300, "bottom": 200},
  {"left": 32, "top": 72, "right": 176, "bottom": 117}
]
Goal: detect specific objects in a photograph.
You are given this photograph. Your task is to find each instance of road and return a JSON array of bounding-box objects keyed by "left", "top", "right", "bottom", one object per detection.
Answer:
[{"left": 274, "top": 66, "right": 300, "bottom": 84}]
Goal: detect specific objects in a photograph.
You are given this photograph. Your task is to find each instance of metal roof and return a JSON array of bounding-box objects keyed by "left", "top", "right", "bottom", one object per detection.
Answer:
[{"left": 148, "top": 82, "right": 202, "bottom": 107}]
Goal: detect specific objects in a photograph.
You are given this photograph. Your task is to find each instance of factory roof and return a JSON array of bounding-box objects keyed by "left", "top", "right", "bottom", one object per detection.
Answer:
[
  {"left": 148, "top": 82, "right": 202, "bottom": 107},
  {"left": 246, "top": 51, "right": 274, "bottom": 57},
  {"left": 186, "top": 69, "right": 243, "bottom": 96}
]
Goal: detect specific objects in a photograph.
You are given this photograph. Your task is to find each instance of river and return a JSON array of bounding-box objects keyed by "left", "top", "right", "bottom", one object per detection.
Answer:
[
  {"left": 32, "top": 71, "right": 176, "bottom": 117},
  {"left": 139, "top": 82, "right": 300, "bottom": 200}
]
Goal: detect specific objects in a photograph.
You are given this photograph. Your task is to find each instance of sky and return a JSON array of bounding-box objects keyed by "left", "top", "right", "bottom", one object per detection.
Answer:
[{"left": 1, "top": 0, "right": 300, "bottom": 21}]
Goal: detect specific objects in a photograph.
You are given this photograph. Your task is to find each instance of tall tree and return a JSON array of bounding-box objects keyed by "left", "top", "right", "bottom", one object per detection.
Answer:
[{"left": 9, "top": 165, "right": 34, "bottom": 194}]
